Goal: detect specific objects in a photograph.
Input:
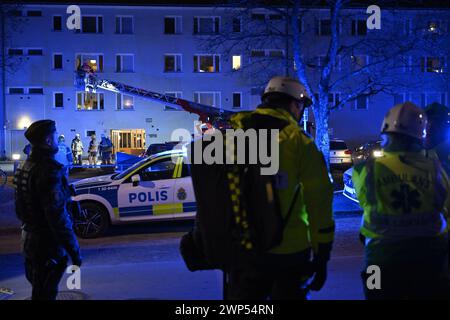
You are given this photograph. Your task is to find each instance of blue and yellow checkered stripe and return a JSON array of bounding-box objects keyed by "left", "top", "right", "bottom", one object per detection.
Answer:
[{"left": 118, "top": 201, "right": 197, "bottom": 217}]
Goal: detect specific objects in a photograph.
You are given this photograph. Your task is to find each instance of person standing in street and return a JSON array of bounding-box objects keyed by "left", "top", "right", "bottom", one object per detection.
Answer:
[
  {"left": 54, "top": 135, "right": 73, "bottom": 176},
  {"left": 353, "top": 102, "right": 449, "bottom": 299},
  {"left": 88, "top": 135, "right": 98, "bottom": 167},
  {"left": 98, "top": 134, "right": 113, "bottom": 165},
  {"left": 13, "top": 120, "right": 82, "bottom": 300},
  {"left": 225, "top": 76, "right": 335, "bottom": 299},
  {"left": 71, "top": 134, "right": 84, "bottom": 165}
]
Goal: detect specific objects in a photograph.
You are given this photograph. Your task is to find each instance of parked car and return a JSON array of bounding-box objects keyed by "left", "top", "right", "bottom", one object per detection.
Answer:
[
  {"left": 352, "top": 140, "right": 383, "bottom": 165},
  {"left": 343, "top": 140, "right": 384, "bottom": 203},
  {"left": 145, "top": 141, "right": 181, "bottom": 157},
  {"left": 329, "top": 139, "right": 353, "bottom": 168}
]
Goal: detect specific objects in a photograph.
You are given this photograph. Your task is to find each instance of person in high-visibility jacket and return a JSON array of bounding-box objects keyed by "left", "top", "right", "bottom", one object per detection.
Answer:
[
  {"left": 353, "top": 102, "right": 449, "bottom": 299},
  {"left": 227, "top": 76, "right": 335, "bottom": 299}
]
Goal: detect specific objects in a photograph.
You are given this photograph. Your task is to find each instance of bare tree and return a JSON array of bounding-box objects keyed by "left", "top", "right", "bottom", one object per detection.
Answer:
[
  {"left": 1, "top": 3, "right": 24, "bottom": 158},
  {"left": 202, "top": 0, "right": 449, "bottom": 166}
]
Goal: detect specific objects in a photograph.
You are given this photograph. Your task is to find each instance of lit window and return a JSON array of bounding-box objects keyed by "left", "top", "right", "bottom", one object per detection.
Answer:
[
  {"left": 77, "top": 92, "right": 104, "bottom": 110},
  {"left": 116, "top": 93, "right": 134, "bottom": 110},
  {"left": 232, "top": 55, "right": 241, "bottom": 70},
  {"left": 194, "top": 55, "right": 220, "bottom": 73},
  {"left": 76, "top": 54, "right": 104, "bottom": 72},
  {"left": 421, "top": 57, "right": 445, "bottom": 73}
]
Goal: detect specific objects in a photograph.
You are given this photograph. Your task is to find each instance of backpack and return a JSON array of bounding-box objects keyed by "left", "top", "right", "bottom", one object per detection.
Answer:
[{"left": 181, "top": 111, "right": 300, "bottom": 271}]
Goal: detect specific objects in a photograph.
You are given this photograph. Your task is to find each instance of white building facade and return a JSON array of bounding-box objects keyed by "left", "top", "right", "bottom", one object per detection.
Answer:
[{"left": 2, "top": 3, "right": 449, "bottom": 158}]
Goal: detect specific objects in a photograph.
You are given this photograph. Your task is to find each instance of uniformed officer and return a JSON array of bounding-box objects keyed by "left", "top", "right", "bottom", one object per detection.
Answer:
[
  {"left": 353, "top": 102, "right": 449, "bottom": 299},
  {"left": 226, "top": 76, "right": 335, "bottom": 299},
  {"left": 14, "top": 120, "right": 82, "bottom": 300}
]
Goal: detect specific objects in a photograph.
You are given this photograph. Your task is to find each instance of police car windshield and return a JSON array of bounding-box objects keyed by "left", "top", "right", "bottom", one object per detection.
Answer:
[{"left": 113, "top": 158, "right": 150, "bottom": 180}]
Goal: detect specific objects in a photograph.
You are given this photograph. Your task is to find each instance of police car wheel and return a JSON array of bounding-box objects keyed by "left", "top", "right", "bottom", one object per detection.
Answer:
[{"left": 74, "top": 202, "right": 110, "bottom": 239}]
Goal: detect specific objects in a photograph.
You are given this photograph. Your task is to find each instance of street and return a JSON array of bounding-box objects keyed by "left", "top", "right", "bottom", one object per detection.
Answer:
[{"left": 0, "top": 166, "right": 365, "bottom": 300}]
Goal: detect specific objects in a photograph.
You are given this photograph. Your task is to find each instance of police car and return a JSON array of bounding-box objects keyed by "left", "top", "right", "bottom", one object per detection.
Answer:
[{"left": 72, "top": 150, "right": 196, "bottom": 238}]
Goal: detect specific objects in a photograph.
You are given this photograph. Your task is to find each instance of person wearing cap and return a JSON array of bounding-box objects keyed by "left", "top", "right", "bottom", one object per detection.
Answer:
[
  {"left": 13, "top": 120, "right": 82, "bottom": 300},
  {"left": 225, "top": 76, "right": 335, "bottom": 299},
  {"left": 54, "top": 135, "right": 73, "bottom": 176},
  {"left": 98, "top": 134, "right": 114, "bottom": 165},
  {"left": 71, "top": 133, "right": 84, "bottom": 165},
  {"left": 352, "top": 102, "right": 449, "bottom": 299}
]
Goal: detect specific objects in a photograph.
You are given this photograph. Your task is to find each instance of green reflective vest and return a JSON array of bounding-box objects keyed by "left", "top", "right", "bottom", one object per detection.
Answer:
[
  {"left": 353, "top": 150, "right": 450, "bottom": 241},
  {"left": 229, "top": 107, "right": 335, "bottom": 254}
]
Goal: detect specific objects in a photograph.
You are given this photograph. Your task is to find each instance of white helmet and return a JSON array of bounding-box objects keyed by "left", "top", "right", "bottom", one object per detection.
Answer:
[
  {"left": 262, "top": 76, "right": 311, "bottom": 105},
  {"left": 381, "top": 102, "right": 427, "bottom": 140}
]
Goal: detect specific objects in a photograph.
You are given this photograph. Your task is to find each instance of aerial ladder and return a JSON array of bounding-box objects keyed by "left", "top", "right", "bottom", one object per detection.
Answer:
[{"left": 75, "top": 70, "right": 235, "bottom": 129}]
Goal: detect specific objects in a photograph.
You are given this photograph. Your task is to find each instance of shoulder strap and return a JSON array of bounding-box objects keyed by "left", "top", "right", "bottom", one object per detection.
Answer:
[{"left": 282, "top": 183, "right": 301, "bottom": 229}]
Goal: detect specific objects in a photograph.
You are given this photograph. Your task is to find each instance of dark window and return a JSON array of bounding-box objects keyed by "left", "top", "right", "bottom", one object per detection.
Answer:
[
  {"left": 53, "top": 16, "right": 62, "bottom": 31},
  {"left": 8, "top": 49, "right": 23, "bottom": 55},
  {"left": 356, "top": 96, "right": 368, "bottom": 109},
  {"left": 232, "top": 18, "right": 241, "bottom": 32},
  {"left": 269, "top": 14, "right": 282, "bottom": 21},
  {"left": 352, "top": 20, "right": 367, "bottom": 36},
  {"left": 233, "top": 93, "right": 241, "bottom": 108},
  {"left": 320, "top": 19, "right": 331, "bottom": 35},
  {"left": 27, "top": 10, "right": 42, "bottom": 17},
  {"left": 330, "top": 141, "right": 348, "bottom": 150},
  {"left": 54, "top": 93, "right": 64, "bottom": 108},
  {"left": 82, "top": 16, "right": 102, "bottom": 33},
  {"left": 29, "top": 88, "right": 43, "bottom": 94},
  {"left": 8, "top": 10, "right": 22, "bottom": 17},
  {"left": 9, "top": 88, "right": 24, "bottom": 94},
  {"left": 269, "top": 50, "right": 284, "bottom": 58},
  {"left": 86, "top": 130, "right": 96, "bottom": 137},
  {"left": 165, "top": 17, "right": 175, "bottom": 33},
  {"left": 251, "top": 50, "right": 265, "bottom": 57},
  {"left": 116, "top": 16, "right": 133, "bottom": 34},
  {"left": 139, "top": 159, "right": 176, "bottom": 181},
  {"left": 54, "top": 54, "right": 63, "bottom": 69},
  {"left": 28, "top": 49, "right": 43, "bottom": 56},
  {"left": 251, "top": 14, "right": 265, "bottom": 21}
]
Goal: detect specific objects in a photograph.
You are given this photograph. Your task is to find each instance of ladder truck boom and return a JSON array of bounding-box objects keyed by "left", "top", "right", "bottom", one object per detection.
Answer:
[{"left": 75, "top": 71, "right": 234, "bottom": 127}]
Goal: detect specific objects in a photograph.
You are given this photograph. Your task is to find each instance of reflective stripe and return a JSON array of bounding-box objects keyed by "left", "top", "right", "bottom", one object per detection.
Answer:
[
  {"left": 153, "top": 203, "right": 182, "bottom": 215},
  {"left": 172, "top": 157, "right": 183, "bottom": 179},
  {"left": 363, "top": 212, "right": 447, "bottom": 238},
  {"left": 113, "top": 207, "right": 119, "bottom": 218}
]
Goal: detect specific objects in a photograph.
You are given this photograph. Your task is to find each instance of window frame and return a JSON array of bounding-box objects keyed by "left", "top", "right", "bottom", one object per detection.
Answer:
[
  {"left": 116, "top": 93, "right": 135, "bottom": 110},
  {"left": 164, "top": 54, "right": 183, "bottom": 73},
  {"left": 52, "top": 15, "right": 62, "bottom": 31},
  {"left": 354, "top": 95, "right": 369, "bottom": 110},
  {"left": 53, "top": 53, "right": 63, "bottom": 70},
  {"left": 193, "top": 54, "right": 221, "bottom": 73},
  {"left": 53, "top": 92, "right": 64, "bottom": 108},
  {"left": 76, "top": 91, "right": 105, "bottom": 111},
  {"left": 75, "top": 53, "right": 104, "bottom": 73},
  {"left": 78, "top": 15, "right": 103, "bottom": 34},
  {"left": 193, "top": 91, "right": 221, "bottom": 108},
  {"left": 232, "top": 92, "right": 242, "bottom": 109},
  {"left": 164, "top": 16, "right": 182, "bottom": 34},
  {"left": 115, "top": 54, "right": 135, "bottom": 73},
  {"left": 115, "top": 15, "right": 134, "bottom": 34},
  {"left": 193, "top": 16, "right": 220, "bottom": 35}
]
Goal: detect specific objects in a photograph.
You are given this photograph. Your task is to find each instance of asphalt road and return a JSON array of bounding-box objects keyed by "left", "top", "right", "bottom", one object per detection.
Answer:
[{"left": 0, "top": 214, "right": 364, "bottom": 300}]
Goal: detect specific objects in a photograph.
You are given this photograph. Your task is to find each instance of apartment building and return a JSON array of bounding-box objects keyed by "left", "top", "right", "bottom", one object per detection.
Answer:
[{"left": 1, "top": 3, "right": 449, "bottom": 158}]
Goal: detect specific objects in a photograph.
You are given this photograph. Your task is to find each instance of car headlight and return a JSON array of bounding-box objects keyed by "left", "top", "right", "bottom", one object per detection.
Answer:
[{"left": 373, "top": 150, "right": 383, "bottom": 158}]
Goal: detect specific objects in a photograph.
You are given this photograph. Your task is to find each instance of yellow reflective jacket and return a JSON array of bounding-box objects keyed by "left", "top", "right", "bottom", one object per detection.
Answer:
[
  {"left": 229, "top": 107, "right": 335, "bottom": 255},
  {"left": 352, "top": 150, "right": 450, "bottom": 241}
]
